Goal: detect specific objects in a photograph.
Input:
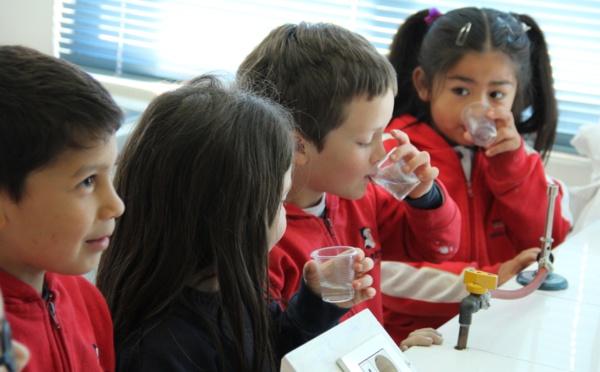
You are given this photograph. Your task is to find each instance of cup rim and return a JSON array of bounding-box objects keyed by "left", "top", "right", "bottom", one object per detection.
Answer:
[
  {"left": 310, "top": 246, "right": 359, "bottom": 259},
  {"left": 372, "top": 147, "right": 420, "bottom": 187},
  {"left": 377, "top": 147, "right": 400, "bottom": 169},
  {"left": 461, "top": 101, "right": 492, "bottom": 124}
]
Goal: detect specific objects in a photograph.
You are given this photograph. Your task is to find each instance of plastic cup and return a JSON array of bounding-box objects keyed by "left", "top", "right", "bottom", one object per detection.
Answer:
[
  {"left": 371, "top": 149, "right": 420, "bottom": 201},
  {"left": 461, "top": 101, "right": 497, "bottom": 147},
  {"left": 310, "top": 246, "right": 359, "bottom": 303}
]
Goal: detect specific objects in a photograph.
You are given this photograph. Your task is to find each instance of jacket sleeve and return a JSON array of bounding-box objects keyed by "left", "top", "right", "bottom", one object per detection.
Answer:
[
  {"left": 271, "top": 279, "right": 349, "bottom": 360},
  {"left": 376, "top": 180, "right": 461, "bottom": 264},
  {"left": 380, "top": 259, "right": 503, "bottom": 313},
  {"left": 268, "top": 245, "right": 303, "bottom": 309},
  {"left": 485, "top": 140, "right": 572, "bottom": 250}
]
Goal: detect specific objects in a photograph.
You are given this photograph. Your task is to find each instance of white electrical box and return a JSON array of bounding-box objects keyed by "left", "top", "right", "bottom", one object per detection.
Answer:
[
  {"left": 337, "top": 333, "right": 415, "bottom": 372},
  {"left": 281, "top": 309, "right": 417, "bottom": 372}
]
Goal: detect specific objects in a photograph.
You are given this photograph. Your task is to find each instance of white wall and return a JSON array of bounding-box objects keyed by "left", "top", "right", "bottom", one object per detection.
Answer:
[
  {"left": 0, "top": 0, "right": 55, "bottom": 54},
  {"left": 546, "top": 152, "right": 591, "bottom": 187}
]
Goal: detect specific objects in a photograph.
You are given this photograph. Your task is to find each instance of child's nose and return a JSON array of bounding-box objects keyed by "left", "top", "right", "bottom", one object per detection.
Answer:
[
  {"left": 101, "top": 185, "right": 125, "bottom": 220},
  {"left": 372, "top": 140, "right": 387, "bottom": 164},
  {"left": 474, "top": 95, "right": 491, "bottom": 107}
]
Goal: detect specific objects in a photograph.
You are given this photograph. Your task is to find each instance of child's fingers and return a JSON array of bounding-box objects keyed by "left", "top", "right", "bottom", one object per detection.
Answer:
[
  {"left": 497, "top": 126, "right": 521, "bottom": 145},
  {"left": 401, "top": 336, "right": 433, "bottom": 351},
  {"left": 354, "top": 256, "right": 374, "bottom": 274},
  {"left": 352, "top": 252, "right": 374, "bottom": 296},
  {"left": 302, "top": 260, "right": 318, "bottom": 279},
  {"left": 497, "top": 247, "right": 540, "bottom": 285},
  {"left": 516, "top": 247, "right": 541, "bottom": 266},
  {"left": 355, "top": 287, "right": 377, "bottom": 302},
  {"left": 352, "top": 247, "right": 365, "bottom": 261},
  {"left": 402, "top": 150, "right": 439, "bottom": 199},
  {"left": 409, "top": 328, "right": 444, "bottom": 343},
  {"left": 402, "top": 151, "right": 440, "bottom": 183},
  {"left": 482, "top": 106, "right": 520, "bottom": 156},
  {"left": 351, "top": 284, "right": 377, "bottom": 305},
  {"left": 401, "top": 150, "right": 429, "bottom": 172},
  {"left": 353, "top": 272, "right": 373, "bottom": 291},
  {"left": 302, "top": 260, "right": 321, "bottom": 293},
  {"left": 488, "top": 106, "right": 514, "bottom": 128},
  {"left": 399, "top": 328, "right": 444, "bottom": 350},
  {"left": 332, "top": 275, "right": 376, "bottom": 309},
  {"left": 390, "top": 129, "right": 411, "bottom": 146},
  {"left": 484, "top": 135, "right": 520, "bottom": 157},
  {"left": 414, "top": 165, "right": 439, "bottom": 183},
  {"left": 388, "top": 144, "right": 419, "bottom": 164}
]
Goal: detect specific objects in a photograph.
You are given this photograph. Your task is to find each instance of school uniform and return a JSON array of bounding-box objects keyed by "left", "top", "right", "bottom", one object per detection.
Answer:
[
  {"left": 380, "top": 114, "right": 572, "bottom": 343},
  {"left": 116, "top": 280, "right": 348, "bottom": 371},
  {"left": 269, "top": 180, "right": 461, "bottom": 325},
  {"left": 1, "top": 269, "right": 115, "bottom": 371}
]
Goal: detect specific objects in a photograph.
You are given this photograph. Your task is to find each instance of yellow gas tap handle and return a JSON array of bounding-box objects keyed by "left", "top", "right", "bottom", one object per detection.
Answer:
[{"left": 464, "top": 269, "right": 498, "bottom": 295}]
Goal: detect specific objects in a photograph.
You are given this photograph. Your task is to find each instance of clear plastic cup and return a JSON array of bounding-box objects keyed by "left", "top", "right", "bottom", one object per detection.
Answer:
[
  {"left": 371, "top": 149, "right": 420, "bottom": 201},
  {"left": 461, "top": 101, "right": 497, "bottom": 147},
  {"left": 310, "top": 246, "right": 359, "bottom": 303}
]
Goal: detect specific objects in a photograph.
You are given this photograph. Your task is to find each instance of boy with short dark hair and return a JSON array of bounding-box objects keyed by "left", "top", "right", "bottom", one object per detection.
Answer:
[
  {"left": 237, "top": 22, "right": 461, "bottom": 337},
  {"left": 0, "top": 45, "right": 124, "bottom": 371}
]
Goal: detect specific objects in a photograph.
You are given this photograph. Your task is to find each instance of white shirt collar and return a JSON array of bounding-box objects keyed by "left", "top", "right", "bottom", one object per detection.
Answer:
[{"left": 303, "top": 193, "right": 327, "bottom": 217}]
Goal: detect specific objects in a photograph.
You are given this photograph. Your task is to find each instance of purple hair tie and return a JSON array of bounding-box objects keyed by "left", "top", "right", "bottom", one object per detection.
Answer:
[{"left": 424, "top": 8, "right": 442, "bottom": 25}]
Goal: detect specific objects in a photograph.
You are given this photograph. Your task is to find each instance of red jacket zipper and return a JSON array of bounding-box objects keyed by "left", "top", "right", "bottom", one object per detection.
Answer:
[
  {"left": 324, "top": 217, "right": 336, "bottom": 239},
  {"left": 46, "top": 291, "right": 72, "bottom": 370}
]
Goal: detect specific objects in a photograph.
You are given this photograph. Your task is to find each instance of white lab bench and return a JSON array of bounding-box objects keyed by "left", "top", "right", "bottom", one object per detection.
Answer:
[{"left": 404, "top": 219, "right": 600, "bottom": 372}]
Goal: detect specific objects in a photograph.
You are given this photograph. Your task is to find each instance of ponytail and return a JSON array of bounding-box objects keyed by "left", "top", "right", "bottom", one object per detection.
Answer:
[
  {"left": 515, "top": 14, "right": 558, "bottom": 162},
  {"left": 388, "top": 9, "right": 431, "bottom": 118}
]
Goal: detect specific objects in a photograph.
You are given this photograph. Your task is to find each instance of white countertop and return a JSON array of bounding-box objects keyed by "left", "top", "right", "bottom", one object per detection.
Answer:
[{"left": 404, "top": 219, "right": 600, "bottom": 371}]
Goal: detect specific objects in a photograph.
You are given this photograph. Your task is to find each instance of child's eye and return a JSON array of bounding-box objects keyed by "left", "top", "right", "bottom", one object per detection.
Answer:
[
  {"left": 452, "top": 87, "right": 469, "bottom": 96},
  {"left": 358, "top": 141, "right": 372, "bottom": 148},
  {"left": 490, "top": 91, "right": 505, "bottom": 99},
  {"left": 80, "top": 176, "right": 95, "bottom": 187}
]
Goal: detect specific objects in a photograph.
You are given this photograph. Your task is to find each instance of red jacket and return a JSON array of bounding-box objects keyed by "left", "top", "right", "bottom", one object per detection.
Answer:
[
  {"left": 381, "top": 115, "right": 572, "bottom": 343},
  {"left": 269, "top": 181, "right": 461, "bottom": 324},
  {"left": 1, "top": 270, "right": 115, "bottom": 372}
]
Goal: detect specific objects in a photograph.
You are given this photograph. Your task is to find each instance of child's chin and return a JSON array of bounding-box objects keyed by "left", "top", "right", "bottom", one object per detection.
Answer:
[
  {"left": 71, "top": 255, "right": 102, "bottom": 276},
  {"left": 342, "top": 185, "right": 368, "bottom": 200}
]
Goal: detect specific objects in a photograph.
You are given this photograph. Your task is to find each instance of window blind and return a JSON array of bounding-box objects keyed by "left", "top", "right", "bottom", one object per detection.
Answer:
[
  {"left": 59, "top": 0, "right": 364, "bottom": 80},
  {"left": 59, "top": 0, "right": 600, "bottom": 147}
]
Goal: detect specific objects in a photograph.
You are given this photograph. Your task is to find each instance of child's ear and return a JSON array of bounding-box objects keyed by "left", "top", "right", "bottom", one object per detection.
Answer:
[
  {"left": 293, "top": 131, "right": 309, "bottom": 166},
  {"left": 412, "top": 67, "right": 430, "bottom": 102}
]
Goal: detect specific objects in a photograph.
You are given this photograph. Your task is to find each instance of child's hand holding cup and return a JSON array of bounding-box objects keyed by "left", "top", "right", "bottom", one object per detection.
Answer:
[
  {"left": 306, "top": 246, "right": 375, "bottom": 307},
  {"left": 462, "top": 101, "right": 497, "bottom": 147},
  {"left": 371, "top": 148, "right": 420, "bottom": 201},
  {"left": 311, "top": 246, "right": 358, "bottom": 303}
]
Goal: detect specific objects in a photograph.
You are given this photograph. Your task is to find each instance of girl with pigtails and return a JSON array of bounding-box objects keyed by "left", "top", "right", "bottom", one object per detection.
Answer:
[{"left": 380, "top": 7, "right": 573, "bottom": 344}]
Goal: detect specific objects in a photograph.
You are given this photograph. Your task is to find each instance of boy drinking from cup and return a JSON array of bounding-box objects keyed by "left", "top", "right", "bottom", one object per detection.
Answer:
[{"left": 238, "top": 22, "right": 460, "bottom": 349}]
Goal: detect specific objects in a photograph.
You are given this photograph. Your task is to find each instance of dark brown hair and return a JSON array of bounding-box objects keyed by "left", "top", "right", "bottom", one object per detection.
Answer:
[
  {"left": 389, "top": 8, "right": 557, "bottom": 161},
  {"left": 96, "top": 74, "right": 294, "bottom": 371},
  {"left": 238, "top": 22, "right": 397, "bottom": 151},
  {"left": 0, "top": 45, "right": 122, "bottom": 201}
]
